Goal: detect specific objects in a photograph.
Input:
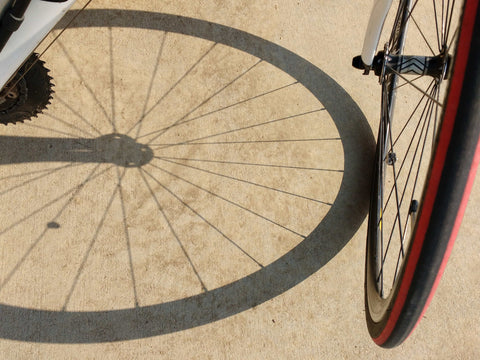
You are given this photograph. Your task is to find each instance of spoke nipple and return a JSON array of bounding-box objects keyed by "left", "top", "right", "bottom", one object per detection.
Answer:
[
  {"left": 409, "top": 200, "right": 419, "bottom": 214},
  {"left": 387, "top": 152, "right": 397, "bottom": 165}
]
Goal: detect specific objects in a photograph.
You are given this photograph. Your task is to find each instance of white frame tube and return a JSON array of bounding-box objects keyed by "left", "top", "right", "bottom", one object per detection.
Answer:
[
  {"left": 0, "top": 0, "right": 77, "bottom": 89},
  {"left": 361, "top": 0, "right": 394, "bottom": 67}
]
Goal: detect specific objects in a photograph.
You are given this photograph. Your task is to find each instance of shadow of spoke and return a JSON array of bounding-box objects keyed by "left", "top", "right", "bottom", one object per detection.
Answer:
[
  {"left": 116, "top": 167, "right": 140, "bottom": 307},
  {"left": 140, "top": 167, "right": 264, "bottom": 268},
  {"left": 0, "top": 164, "right": 103, "bottom": 293},
  {"left": 0, "top": 162, "right": 83, "bottom": 197},
  {"left": 146, "top": 162, "right": 306, "bottom": 238},
  {"left": 149, "top": 137, "right": 340, "bottom": 146},
  {"left": 0, "top": 164, "right": 80, "bottom": 182},
  {"left": 23, "top": 121, "right": 88, "bottom": 138},
  {"left": 0, "top": 164, "right": 111, "bottom": 237},
  {"left": 62, "top": 167, "right": 127, "bottom": 310},
  {"left": 144, "top": 59, "right": 263, "bottom": 144},
  {"left": 109, "top": 27, "right": 117, "bottom": 133},
  {"left": 149, "top": 109, "right": 326, "bottom": 148},
  {"left": 138, "top": 168, "right": 208, "bottom": 292},
  {"left": 45, "top": 113, "right": 96, "bottom": 138},
  {"left": 56, "top": 40, "right": 114, "bottom": 130},
  {"left": 137, "top": 81, "right": 299, "bottom": 141},
  {"left": 154, "top": 155, "right": 343, "bottom": 173},
  {"left": 157, "top": 157, "right": 333, "bottom": 205},
  {"left": 127, "top": 42, "right": 218, "bottom": 137},
  {"left": 134, "top": 31, "right": 168, "bottom": 139}
]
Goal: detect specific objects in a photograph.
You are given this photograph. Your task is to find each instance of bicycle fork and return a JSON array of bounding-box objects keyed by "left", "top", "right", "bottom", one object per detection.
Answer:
[{"left": 352, "top": 0, "right": 451, "bottom": 80}]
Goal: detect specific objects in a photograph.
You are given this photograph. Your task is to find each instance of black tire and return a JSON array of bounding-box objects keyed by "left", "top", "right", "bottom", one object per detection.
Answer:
[{"left": 365, "top": 0, "right": 480, "bottom": 347}]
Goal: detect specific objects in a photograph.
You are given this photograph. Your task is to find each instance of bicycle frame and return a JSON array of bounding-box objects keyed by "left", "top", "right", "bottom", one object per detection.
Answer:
[
  {"left": 361, "top": 0, "right": 394, "bottom": 67},
  {"left": 0, "top": 0, "right": 393, "bottom": 91},
  {"left": 0, "top": 0, "right": 76, "bottom": 88}
]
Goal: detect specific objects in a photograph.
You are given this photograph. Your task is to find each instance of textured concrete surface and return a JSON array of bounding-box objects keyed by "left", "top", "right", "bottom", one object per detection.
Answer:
[{"left": 0, "top": 0, "right": 478, "bottom": 358}]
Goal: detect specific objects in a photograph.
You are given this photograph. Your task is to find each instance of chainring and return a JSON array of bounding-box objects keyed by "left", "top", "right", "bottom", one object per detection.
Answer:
[{"left": 0, "top": 53, "right": 54, "bottom": 125}]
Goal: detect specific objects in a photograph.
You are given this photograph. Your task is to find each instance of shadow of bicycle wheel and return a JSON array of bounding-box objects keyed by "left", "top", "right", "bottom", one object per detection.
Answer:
[{"left": 0, "top": 9, "right": 375, "bottom": 343}]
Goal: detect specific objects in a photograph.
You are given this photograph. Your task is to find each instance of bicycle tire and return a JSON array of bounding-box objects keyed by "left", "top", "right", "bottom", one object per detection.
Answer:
[{"left": 365, "top": 0, "right": 480, "bottom": 348}]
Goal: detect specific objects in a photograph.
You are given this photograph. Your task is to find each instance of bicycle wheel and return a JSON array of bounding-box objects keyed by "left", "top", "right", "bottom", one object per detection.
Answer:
[{"left": 365, "top": 0, "right": 480, "bottom": 347}]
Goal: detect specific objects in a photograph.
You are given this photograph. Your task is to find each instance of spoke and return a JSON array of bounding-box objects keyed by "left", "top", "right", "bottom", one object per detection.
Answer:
[
  {"left": 377, "top": 84, "right": 406, "bottom": 259},
  {"left": 402, "top": 0, "right": 421, "bottom": 35},
  {"left": 396, "top": 86, "right": 437, "bottom": 244},
  {"left": 389, "top": 0, "right": 418, "bottom": 47},
  {"left": 447, "top": 26, "right": 460, "bottom": 53},
  {"left": 433, "top": 81, "right": 440, "bottom": 147},
  {"left": 379, "top": 84, "right": 438, "bottom": 283},
  {"left": 393, "top": 74, "right": 426, "bottom": 91},
  {"left": 445, "top": 0, "right": 457, "bottom": 45},
  {"left": 378, "top": 84, "right": 437, "bottom": 271},
  {"left": 445, "top": 0, "right": 451, "bottom": 45},
  {"left": 385, "top": 65, "right": 443, "bottom": 106},
  {"left": 392, "top": 79, "right": 436, "bottom": 146},
  {"left": 433, "top": 0, "right": 442, "bottom": 51},
  {"left": 387, "top": 113, "right": 405, "bottom": 256},
  {"left": 377, "top": 103, "right": 386, "bottom": 294},
  {"left": 138, "top": 169, "right": 208, "bottom": 291},
  {"left": 441, "top": 0, "right": 446, "bottom": 49},
  {"left": 392, "top": 85, "right": 438, "bottom": 285},
  {"left": 410, "top": 14, "right": 436, "bottom": 55},
  {"left": 402, "top": 93, "right": 438, "bottom": 227},
  {"left": 381, "top": 82, "right": 436, "bottom": 217}
]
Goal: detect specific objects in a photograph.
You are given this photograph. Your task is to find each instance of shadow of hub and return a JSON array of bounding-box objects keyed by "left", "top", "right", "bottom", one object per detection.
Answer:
[{"left": 94, "top": 134, "right": 153, "bottom": 167}]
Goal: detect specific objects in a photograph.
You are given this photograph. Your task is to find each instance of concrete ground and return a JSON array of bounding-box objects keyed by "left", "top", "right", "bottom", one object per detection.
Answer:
[{"left": 0, "top": 0, "right": 478, "bottom": 358}]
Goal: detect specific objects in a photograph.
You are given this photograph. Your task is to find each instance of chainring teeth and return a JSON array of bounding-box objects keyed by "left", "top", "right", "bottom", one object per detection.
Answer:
[{"left": 0, "top": 53, "right": 55, "bottom": 125}]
